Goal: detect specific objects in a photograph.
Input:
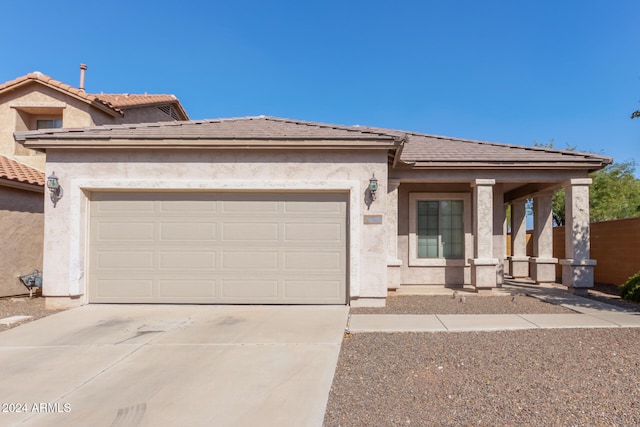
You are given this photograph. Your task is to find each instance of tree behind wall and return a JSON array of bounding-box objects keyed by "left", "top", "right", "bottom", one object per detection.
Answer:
[{"left": 533, "top": 141, "right": 640, "bottom": 225}]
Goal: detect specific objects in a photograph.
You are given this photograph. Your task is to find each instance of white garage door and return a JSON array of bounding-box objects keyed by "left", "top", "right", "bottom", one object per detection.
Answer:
[{"left": 88, "top": 192, "right": 348, "bottom": 304}]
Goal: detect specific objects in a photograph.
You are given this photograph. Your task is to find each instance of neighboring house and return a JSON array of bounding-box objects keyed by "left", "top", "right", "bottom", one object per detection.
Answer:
[
  {"left": 0, "top": 155, "right": 45, "bottom": 297},
  {"left": 0, "top": 68, "right": 189, "bottom": 171},
  {"left": 0, "top": 68, "right": 189, "bottom": 296},
  {"left": 15, "top": 116, "right": 611, "bottom": 309}
]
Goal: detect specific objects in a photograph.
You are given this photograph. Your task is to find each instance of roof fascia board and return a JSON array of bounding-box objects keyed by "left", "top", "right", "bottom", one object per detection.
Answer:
[
  {"left": 0, "top": 178, "right": 44, "bottom": 193},
  {"left": 19, "top": 138, "right": 400, "bottom": 150}
]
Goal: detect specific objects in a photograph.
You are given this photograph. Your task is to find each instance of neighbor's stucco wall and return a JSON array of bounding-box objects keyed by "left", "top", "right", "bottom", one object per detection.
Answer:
[
  {"left": 118, "top": 105, "right": 178, "bottom": 124},
  {"left": 1, "top": 85, "right": 184, "bottom": 171},
  {"left": 0, "top": 186, "right": 44, "bottom": 297},
  {"left": 0, "top": 85, "right": 115, "bottom": 170},
  {"left": 396, "top": 183, "right": 473, "bottom": 286},
  {"left": 42, "top": 148, "right": 388, "bottom": 306}
]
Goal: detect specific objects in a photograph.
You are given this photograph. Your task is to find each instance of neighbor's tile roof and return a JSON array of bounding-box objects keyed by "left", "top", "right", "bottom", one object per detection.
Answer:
[
  {"left": 16, "top": 116, "right": 400, "bottom": 142},
  {"left": 0, "top": 72, "right": 189, "bottom": 119},
  {"left": 0, "top": 155, "right": 45, "bottom": 187},
  {"left": 93, "top": 94, "right": 180, "bottom": 108},
  {"left": 0, "top": 72, "right": 123, "bottom": 116}
]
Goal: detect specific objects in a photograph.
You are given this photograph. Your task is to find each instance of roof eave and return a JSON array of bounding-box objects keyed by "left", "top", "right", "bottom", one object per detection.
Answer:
[{"left": 0, "top": 178, "right": 44, "bottom": 193}]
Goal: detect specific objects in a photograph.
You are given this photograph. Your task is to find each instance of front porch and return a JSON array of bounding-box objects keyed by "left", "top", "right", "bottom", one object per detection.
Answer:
[{"left": 386, "top": 176, "right": 599, "bottom": 295}]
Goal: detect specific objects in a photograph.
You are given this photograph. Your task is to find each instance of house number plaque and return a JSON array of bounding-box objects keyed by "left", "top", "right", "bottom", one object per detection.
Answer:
[{"left": 363, "top": 215, "right": 383, "bottom": 225}]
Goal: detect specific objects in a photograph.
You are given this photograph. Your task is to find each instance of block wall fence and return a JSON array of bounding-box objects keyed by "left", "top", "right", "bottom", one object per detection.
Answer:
[{"left": 507, "top": 217, "right": 640, "bottom": 286}]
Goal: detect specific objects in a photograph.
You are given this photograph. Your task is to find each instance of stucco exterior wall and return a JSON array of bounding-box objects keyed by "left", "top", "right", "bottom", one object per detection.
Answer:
[
  {"left": 118, "top": 105, "right": 178, "bottom": 124},
  {"left": 42, "top": 149, "right": 388, "bottom": 307},
  {"left": 396, "top": 183, "right": 473, "bottom": 286},
  {"left": 0, "top": 85, "right": 115, "bottom": 170},
  {"left": 0, "top": 186, "right": 44, "bottom": 297}
]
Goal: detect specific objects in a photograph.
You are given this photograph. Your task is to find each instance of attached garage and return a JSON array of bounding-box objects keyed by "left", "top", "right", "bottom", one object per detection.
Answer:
[{"left": 89, "top": 191, "right": 348, "bottom": 304}]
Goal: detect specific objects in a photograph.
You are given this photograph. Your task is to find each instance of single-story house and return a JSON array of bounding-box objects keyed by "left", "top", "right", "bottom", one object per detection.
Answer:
[{"left": 14, "top": 116, "right": 611, "bottom": 309}]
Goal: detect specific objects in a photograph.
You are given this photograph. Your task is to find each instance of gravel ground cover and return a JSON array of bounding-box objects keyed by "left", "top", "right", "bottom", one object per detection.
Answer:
[
  {"left": 324, "top": 328, "right": 640, "bottom": 426},
  {"left": 350, "top": 294, "right": 576, "bottom": 315},
  {"left": 0, "top": 296, "right": 64, "bottom": 332}
]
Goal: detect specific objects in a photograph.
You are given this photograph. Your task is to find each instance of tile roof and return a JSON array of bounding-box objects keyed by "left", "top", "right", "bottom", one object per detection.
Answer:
[
  {"left": 0, "top": 72, "right": 123, "bottom": 117},
  {"left": 93, "top": 94, "right": 179, "bottom": 108},
  {"left": 14, "top": 116, "right": 611, "bottom": 169},
  {"left": 0, "top": 155, "right": 45, "bottom": 187},
  {"left": 355, "top": 126, "right": 612, "bottom": 166},
  {"left": 0, "top": 72, "right": 189, "bottom": 119},
  {"left": 15, "top": 116, "right": 401, "bottom": 142}
]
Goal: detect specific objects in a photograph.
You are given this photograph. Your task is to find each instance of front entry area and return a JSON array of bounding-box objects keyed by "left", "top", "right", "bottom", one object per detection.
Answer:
[{"left": 88, "top": 192, "right": 348, "bottom": 304}]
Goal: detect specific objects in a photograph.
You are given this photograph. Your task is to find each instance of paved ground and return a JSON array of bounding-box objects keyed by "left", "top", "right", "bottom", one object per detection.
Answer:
[
  {"left": 0, "top": 304, "right": 348, "bottom": 427},
  {"left": 348, "top": 282, "right": 640, "bottom": 332}
]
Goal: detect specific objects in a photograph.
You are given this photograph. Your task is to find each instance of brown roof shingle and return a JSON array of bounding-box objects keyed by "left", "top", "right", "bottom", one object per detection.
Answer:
[
  {"left": 0, "top": 155, "right": 45, "bottom": 187},
  {"left": 15, "top": 116, "right": 400, "bottom": 142},
  {"left": 14, "top": 116, "right": 611, "bottom": 170}
]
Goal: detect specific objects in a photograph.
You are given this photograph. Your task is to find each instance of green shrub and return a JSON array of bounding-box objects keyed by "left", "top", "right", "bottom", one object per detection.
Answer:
[{"left": 620, "top": 272, "right": 640, "bottom": 303}]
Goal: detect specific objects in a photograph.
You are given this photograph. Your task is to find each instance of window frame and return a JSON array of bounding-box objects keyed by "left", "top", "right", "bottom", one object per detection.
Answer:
[{"left": 408, "top": 192, "right": 472, "bottom": 267}]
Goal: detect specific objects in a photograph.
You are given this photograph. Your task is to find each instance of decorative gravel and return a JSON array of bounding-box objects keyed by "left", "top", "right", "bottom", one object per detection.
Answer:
[
  {"left": 324, "top": 328, "right": 640, "bottom": 426},
  {"left": 350, "top": 294, "right": 576, "bottom": 315},
  {"left": 0, "top": 296, "right": 64, "bottom": 332}
]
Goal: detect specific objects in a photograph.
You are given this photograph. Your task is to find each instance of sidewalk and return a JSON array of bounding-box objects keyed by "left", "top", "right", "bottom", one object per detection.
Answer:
[{"left": 347, "top": 281, "right": 640, "bottom": 333}]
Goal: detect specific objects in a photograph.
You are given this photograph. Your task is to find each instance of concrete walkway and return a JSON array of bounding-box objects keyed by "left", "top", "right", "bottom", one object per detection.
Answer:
[{"left": 348, "top": 282, "right": 640, "bottom": 333}]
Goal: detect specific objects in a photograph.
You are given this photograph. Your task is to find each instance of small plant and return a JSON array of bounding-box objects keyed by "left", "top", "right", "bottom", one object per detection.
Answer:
[{"left": 620, "top": 272, "right": 640, "bottom": 303}]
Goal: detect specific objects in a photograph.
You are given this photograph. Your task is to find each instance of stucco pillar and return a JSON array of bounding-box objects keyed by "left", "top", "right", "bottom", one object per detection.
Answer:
[
  {"left": 386, "top": 179, "right": 402, "bottom": 289},
  {"left": 469, "top": 179, "right": 499, "bottom": 293},
  {"left": 493, "top": 184, "right": 505, "bottom": 286},
  {"left": 529, "top": 192, "right": 558, "bottom": 283},
  {"left": 560, "top": 178, "right": 596, "bottom": 295},
  {"left": 508, "top": 200, "right": 530, "bottom": 278}
]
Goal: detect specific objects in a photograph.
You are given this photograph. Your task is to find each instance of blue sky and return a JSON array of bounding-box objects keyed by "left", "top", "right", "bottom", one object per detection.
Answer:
[{"left": 2, "top": 1, "right": 638, "bottom": 173}]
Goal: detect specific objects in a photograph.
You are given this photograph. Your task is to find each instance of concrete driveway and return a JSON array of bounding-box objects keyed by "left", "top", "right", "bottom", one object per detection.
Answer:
[{"left": 0, "top": 304, "right": 348, "bottom": 427}]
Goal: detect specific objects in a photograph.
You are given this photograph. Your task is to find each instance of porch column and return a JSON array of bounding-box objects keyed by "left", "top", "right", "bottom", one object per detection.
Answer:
[
  {"left": 493, "top": 184, "right": 505, "bottom": 286},
  {"left": 508, "top": 200, "right": 529, "bottom": 278},
  {"left": 529, "top": 192, "right": 558, "bottom": 283},
  {"left": 469, "top": 179, "right": 499, "bottom": 293},
  {"left": 386, "top": 179, "right": 402, "bottom": 289},
  {"left": 560, "top": 178, "right": 596, "bottom": 295}
]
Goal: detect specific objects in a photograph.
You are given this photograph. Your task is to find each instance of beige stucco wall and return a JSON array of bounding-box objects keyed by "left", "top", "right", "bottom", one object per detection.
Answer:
[
  {"left": 42, "top": 148, "right": 388, "bottom": 307},
  {"left": 396, "top": 183, "right": 473, "bottom": 286},
  {"left": 118, "top": 105, "right": 177, "bottom": 124},
  {"left": 0, "top": 85, "right": 116, "bottom": 170},
  {"left": 0, "top": 186, "right": 44, "bottom": 297}
]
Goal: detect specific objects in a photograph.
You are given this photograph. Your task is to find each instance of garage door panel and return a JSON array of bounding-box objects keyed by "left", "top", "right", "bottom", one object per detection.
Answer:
[
  {"left": 221, "top": 200, "right": 279, "bottom": 213},
  {"left": 159, "top": 199, "right": 217, "bottom": 214},
  {"left": 284, "top": 199, "right": 345, "bottom": 213},
  {"left": 221, "top": 222, "right": 279, "bottom": 241},
  {"left": 95, "top": 279, "right": 153, "bottom": 298},
  {"left": 220, "top": 280, "right": 279, "bottom": 299},
  {"left": 285, "top": 223, "right": 343, "bottom": 242},
  {"left": 160, "top": 222, "right": 217, "bottom": 241},
  {"left": 158, "top": 280, "right": 216, "bottom": 298},
  {"left": 95, "top": 221, "right": 155, "bottom": 241},
  {"left": 284, "top": 280, "right": 342, "bottom": 299},
  {"left": 221, "top": 251, "right": 279, "bottom": 270},
  {"left": 284, "top": 252, "right": 343, "bottom": 271},
  {"left": 89, "top": 192, "right": 347, "bottom": 304},
  {"left": 159, "top": 250, "right": 216, "bottom": 270},
  {"left": 95, "top": 250, "right": 155, "bottom": 270}
]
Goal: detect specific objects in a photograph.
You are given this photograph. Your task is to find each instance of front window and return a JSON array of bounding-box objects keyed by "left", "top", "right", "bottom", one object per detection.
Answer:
[
  {"left": 417, "top": 200, "right": 464, "bottom": 258},
  {"left": 36, "top": 119, "right": 62, "bottom": 129}
]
